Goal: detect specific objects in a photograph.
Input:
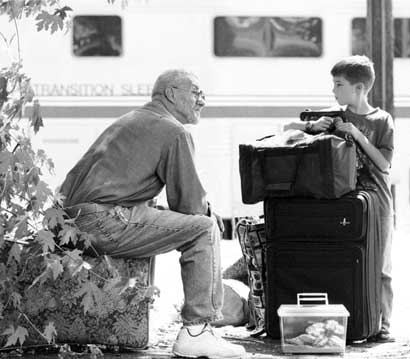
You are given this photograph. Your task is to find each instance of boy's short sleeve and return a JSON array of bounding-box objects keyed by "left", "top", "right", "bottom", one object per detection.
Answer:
[{"left": 377, "top": 114, "right": 394, "bottom": 166}]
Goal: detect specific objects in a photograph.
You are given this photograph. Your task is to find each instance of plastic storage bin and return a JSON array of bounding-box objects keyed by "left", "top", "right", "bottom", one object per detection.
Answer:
[{"left": 277, "top": 293, "right": 350, "bottom": 354}]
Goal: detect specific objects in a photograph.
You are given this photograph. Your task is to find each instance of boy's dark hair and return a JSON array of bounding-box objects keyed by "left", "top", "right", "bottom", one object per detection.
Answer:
[{"left": 331, "top": 55, "right": 375, "bottom": 90}]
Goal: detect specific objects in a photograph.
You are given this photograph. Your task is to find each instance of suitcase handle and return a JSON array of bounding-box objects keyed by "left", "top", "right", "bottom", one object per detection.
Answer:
[
  {"left": 297, "top": 293, "right": 328, "bottom": 306},
  {"left": 299, "top": 109, "right": 354, "bottom": 146},
  {"left": 300, "top": 109, "right": 346, "bottom": 123}
]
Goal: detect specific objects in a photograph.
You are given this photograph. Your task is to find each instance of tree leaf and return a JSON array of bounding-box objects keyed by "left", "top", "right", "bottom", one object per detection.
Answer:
[
  {"left": 14, "top": 146, "right": 34, "bottom": 170},
  {"left": 43, "top": 322, "right": 57, "bottom": 344},
  {"left": 43, "top": 207, "right": 65, "bottom": 230},
  {"left": 30, "top": 255, "right": 64, "bottom": 288},
  {"left": 64, "top": 252, "right": 91, "bottom": 277},
  {"left": 14, "top": 215, "right": 28, "bottom": 239},
  {"left": 10, "top": 292, "right": 22, "bottom": 309},
  {"left": 0, "top": 150, "right": 13, "bottom": 174},
  {"left": 52, "top": 190, "right": 65, "bottom": 207},
  {"left": 35, "top": 10, "right": 64, "bottom": 34},
  {"left": 24, "top": 166, "right": 40, "bottom": 186},
  {"left": 74, "top": 281, "right": 102, "bottom": 314},
  {"left": 61, "top": 248, "right": 83, "bottom": 265},
  {"left": 2, "top": 325, "right": 29, "bottom": 347},
  {"left": 33, "top": 180, "right": 53, "bottom": 207},
  {"left": 29, "top": 99, "right": 43, "bottom": 133},
  {"left": 47, "top": 257, "right": 63, "bottom": 280},
  {"left": 58, "top": 225, "right": 78, "bottom": 246},
  {"left": 7, "top": 242, "right": 21, "bottom": 265},
  {"left": 79, "top": 232, "right": 94, "bottom": 249},
  {"left": 53, "top": 6, "right": 73, "bottom": 20},
  {"left": 68, "top": 260, "right": 91, "bottom": 277},
  {"left": 37, "top": 229, "right": 55, "bottom": 253}
]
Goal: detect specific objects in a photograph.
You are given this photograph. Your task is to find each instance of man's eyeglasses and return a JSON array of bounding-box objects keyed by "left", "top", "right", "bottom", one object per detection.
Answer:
[{"left": 171, "top": 86, "right": 206, "bottom": 100}]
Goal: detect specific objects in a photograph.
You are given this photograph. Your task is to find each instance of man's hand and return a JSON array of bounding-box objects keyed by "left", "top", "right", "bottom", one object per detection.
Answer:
[
  {"left": 207, "top": 201, "right": 225, "bottom": 233},
  {"left": 213, "top": 212, "right": 225, "bottom": 234},
  {"left": 311, "top": 116, "right": 334, "bottom": 132}
]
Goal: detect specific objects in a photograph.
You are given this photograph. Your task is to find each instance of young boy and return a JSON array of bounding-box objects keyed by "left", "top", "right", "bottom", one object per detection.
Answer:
[{"left": 285, "top": 55, "right": 395, "bottom": 342}]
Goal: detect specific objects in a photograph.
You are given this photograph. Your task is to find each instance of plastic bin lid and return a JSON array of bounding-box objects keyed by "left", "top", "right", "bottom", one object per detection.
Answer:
[{"left": 277, "top": 304, "right": 350, "bottom": 317}]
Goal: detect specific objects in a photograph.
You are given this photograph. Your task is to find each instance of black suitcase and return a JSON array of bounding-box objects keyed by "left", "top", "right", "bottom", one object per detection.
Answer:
[{"left": 264, "top": 191, "right": 381, "bottom": 341}]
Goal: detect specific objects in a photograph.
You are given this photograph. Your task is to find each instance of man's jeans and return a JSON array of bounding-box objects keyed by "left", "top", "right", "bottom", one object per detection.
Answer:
[
  {"left": 66, "top": 202, "right": 224, "bottom": 325},
  {"left": 380, "top": 215, "right": 393, "bottom": 331}
]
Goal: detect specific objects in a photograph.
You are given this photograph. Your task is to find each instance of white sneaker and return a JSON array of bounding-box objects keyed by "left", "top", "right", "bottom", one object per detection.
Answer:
[{"left": 172, "top": 324, "right": 247, "bottom": 359}]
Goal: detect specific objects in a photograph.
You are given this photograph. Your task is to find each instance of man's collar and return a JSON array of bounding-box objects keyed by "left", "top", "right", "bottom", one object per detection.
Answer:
[{"left": 142, "top": 100, "right": 175, "bottom": 120}]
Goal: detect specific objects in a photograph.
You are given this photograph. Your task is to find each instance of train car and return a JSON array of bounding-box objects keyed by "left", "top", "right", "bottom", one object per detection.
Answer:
[{"left": 1, "top": 0, "right": 410, "bottom": 235}]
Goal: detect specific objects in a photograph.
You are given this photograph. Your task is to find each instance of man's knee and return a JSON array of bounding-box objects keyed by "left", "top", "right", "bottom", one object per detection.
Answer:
[
  {"left": 196, "top": 215, "right": 219, "bottom": 235},
  {"left": 178, "top": 215, "right": 219, "bottom": 251}
]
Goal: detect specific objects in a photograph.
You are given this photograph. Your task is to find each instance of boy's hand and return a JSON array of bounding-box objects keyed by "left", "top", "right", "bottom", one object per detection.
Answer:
[
  {"left": 334, "top": 121, "right": 361, "bottom": 140},
  {"left": 312, "top": 116, "right": 334, "bottom": 132}
]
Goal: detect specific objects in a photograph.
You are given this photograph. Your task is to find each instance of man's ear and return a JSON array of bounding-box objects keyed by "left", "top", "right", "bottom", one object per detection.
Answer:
[{"left": 165, "top": 87, "right": 176, "bottom": 103}]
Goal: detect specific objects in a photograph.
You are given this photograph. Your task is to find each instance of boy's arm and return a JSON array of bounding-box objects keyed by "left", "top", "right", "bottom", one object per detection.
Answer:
[
  {"left": 283, "top": 117, "right": 334, "bottom": 132},
  {"left": 283, "top": 121, "right": 307, "bottom": 132},
  {"left": 335, "top": 122, "right": 390, "bottom": 172}
]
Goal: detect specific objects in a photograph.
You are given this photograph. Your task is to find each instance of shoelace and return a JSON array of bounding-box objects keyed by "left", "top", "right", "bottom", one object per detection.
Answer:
[
  {"left": 186, "top": 324, "right": 208, "bottom": 337},
  {"left": 202, "top": 324, "right": 227, "bottom": 342},
  {"left": 186, "top": 323, "right": 222, "bottom": 340}
]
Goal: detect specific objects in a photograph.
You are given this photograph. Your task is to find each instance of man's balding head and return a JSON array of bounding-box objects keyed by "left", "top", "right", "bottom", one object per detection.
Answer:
[
  {"left": 150, "top": 69, "right": 205, "bottom": 125},
  {"left": 152, "top": 69, "right": 197, "bottom": 99}
]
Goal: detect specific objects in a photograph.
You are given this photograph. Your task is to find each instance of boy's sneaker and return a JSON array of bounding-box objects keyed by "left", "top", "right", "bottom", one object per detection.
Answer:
[{"left": 172, "top": 323, "right": 247, "bottom": 359}]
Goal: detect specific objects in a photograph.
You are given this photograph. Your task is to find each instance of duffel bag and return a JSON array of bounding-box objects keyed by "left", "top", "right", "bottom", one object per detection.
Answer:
[{"left": 239, "top": 130, "right": 357, "bottom": 204}]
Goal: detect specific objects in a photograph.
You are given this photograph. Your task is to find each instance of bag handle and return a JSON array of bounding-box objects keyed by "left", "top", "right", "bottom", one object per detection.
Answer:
[
  {"left": 300, "top": 109, "right": 346, "bottom": 123},
  {"left": 300, "top": 109, "right": 354, "bottom": 146},
  {"left": 297, "top": 293, "right": 328, "bottom": 306}
]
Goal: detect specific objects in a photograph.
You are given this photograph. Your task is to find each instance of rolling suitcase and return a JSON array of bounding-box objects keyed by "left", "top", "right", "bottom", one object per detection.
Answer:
[{"left": 264, "top": 190, "right": 381, "bottom": 341}]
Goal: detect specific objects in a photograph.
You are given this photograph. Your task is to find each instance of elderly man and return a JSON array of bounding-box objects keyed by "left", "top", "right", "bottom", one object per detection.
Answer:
[{"left": 59, "top": 70, "right": 246, "bottom": 359}]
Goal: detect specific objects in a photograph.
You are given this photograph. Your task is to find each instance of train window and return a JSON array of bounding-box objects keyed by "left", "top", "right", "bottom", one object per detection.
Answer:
[
  {"left": 351, "top": 18, "right": 367, "bottom": 55},
  {"left": 73, "top": 15, "right": 122, "bottom": 57},
  {"left": 394, "top": 18, "right": 410, "bottom": 57},
  {"left": 214, "top": 16, "right": 322, "bottom": 57},
  {"left": 352, "top": 17, "right": 410, "bottom": 58}
]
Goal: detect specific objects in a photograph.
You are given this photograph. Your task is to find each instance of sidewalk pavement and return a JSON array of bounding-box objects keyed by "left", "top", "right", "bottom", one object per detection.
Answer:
[
  {"left": 14, "top": 329, "right": 410, "bottom": 359},
  {"left": 144, "top": 320, "right": 410, "bottom": 359},
  {"left": 141, "top": 238, "right": 410, "bottom": 359}
]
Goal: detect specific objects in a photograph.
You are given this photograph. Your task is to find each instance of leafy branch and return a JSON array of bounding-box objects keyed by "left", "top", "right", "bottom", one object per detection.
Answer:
[
  {"left": 0, "top": 0, "right": 80, "bottom": 350},
  {"left": 0, "top": 0, "right": 157, "bottom": 351}
]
